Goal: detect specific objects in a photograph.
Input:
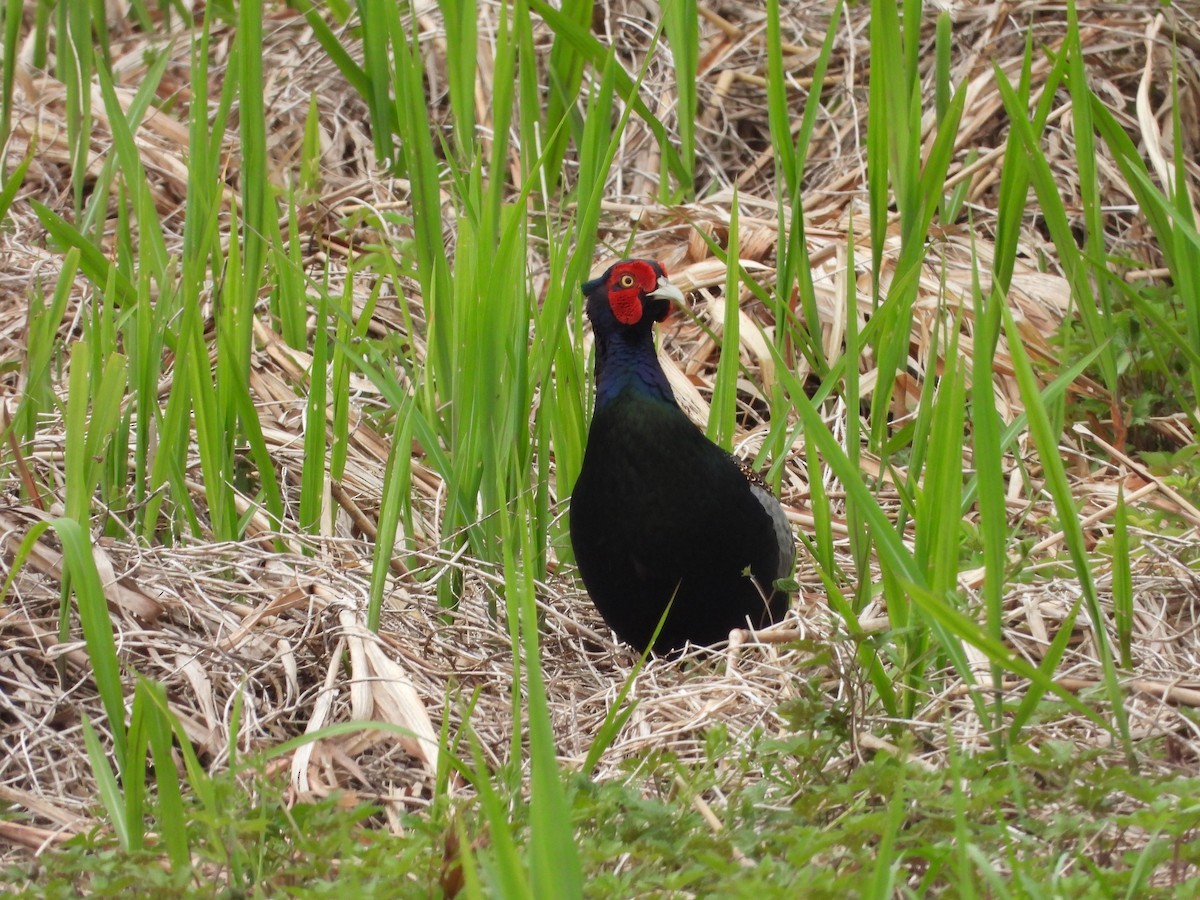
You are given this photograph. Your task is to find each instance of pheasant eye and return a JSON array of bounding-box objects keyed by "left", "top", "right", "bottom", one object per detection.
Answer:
[{"left": 618, "top": 273, "right": 636, "bottom": 288}]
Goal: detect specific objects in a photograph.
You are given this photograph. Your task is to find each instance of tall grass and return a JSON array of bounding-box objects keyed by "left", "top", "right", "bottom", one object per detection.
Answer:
[{"left": 3, "top": 0, "right": 1193, "bottom": 891}]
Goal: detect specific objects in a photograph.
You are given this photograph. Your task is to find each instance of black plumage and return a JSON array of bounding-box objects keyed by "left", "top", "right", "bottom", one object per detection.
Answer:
[{"left": 569, "top": 259, "right": 794, "bottom": 653}]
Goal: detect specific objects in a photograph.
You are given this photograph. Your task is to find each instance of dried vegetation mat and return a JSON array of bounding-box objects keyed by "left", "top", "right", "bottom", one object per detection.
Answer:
[{"left": 2, "top": 0, "right": 1200, "bottom": 870}]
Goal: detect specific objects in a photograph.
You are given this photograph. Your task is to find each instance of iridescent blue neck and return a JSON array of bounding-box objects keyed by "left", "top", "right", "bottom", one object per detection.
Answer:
[{"left": 593, "top": 327, "right": 676, "bottom": 410}]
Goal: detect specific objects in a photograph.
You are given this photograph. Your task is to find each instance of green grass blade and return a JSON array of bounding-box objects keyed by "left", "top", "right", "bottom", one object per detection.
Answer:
[
  {"left": 785, "top": 368, "right": 1108, "bottom": 730},
  {"left": 0, "top": 0, "right": 21, "bottom": 168},
  {"left": 708, "top": 190, "right": 740, "bottom": 449},
  {"left": 330, "top": 269, "right": 354, "bottom": 482},
  {"left": 542, "top": 0, "right": 600, "bottom": 197},
  {"left": 123, "top": 680, "right": 150, "bottom": 851},
  {"left": 294, "top": 0, "right": 371, "bottom": 100},
  {"left": 273, "top": 185, "right": 309, "bottom": 351},
  {"left": 15, "top": 248, "right": 78, "bottom": 441},
  {"left": 300, "top": 289, "right": 330, "bottom": 536},
  {"left": 140, "top": 679, "right": 191, "bottom": 869},
  {"left": 0, "top": 141, "right": 33, "bottom": 223},
  {"left": 31, "top": 201, "right": 136, "bottom": 302},
  {"left": 82, "top": 715, "right": 130, "bottom": 850},
  {"left": 968, "top": 239, "right": 1011, "bottom": 740},
  {"left": 464, "top": 732, "right": 531, "bottom": 897},
  {"left": 368, "top": 402, "right": 415, "bottom": 632},
  {"left": 527, "top": 0, "right": 686, "bottom": 185},
  {"left": 60, "top": 0, "right": 93, "bottom": 215},
  {"left": 1112, "top": 487, "right": 1134, "bottom": 670},
  {"left": 993, "top": 60, "right": 1118, "bottom": 397},
  {"left": 6, "top": 517, "right": 130, "bottom": 772},
  {"left": 95, "top": 53, "right": 171, "bottom": 275},
  {"left": 661, "top": 0, "right": 697, "bottom": 198},
  {"left": 503, "top": 488, "right": 583, "bottom": 898},
  {"left": 237, "top": 0, "right": 267, "bottom": 377},
  {"left": 356, "top": 0, "right": 397, "bottom": 166},
  {"left": 998, "top": 300, "right": 1132, "bottom": 760},
  {"left": 437, "top": 0, "right": 477, "bottom": 156},
  {"left": 867, "top": 762, "right": 907, "bottom": 897}
]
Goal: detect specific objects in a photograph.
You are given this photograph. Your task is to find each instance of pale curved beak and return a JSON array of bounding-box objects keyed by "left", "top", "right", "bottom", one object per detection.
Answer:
[{"left": 647, "top": 278, "right": 685, "bottom": 305}]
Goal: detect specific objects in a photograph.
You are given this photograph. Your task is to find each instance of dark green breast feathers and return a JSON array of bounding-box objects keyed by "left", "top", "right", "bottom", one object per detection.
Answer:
[{"left": 569, "top": 259, "right": 794, "bottom": 653}]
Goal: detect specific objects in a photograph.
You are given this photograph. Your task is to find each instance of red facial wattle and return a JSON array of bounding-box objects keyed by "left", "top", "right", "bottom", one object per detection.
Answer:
[
  {"left": 606, "top": 260, "right": 667, "bottom": 325},
  {"left": 608, "top": 283, "right": 643, "bottom": 324}
]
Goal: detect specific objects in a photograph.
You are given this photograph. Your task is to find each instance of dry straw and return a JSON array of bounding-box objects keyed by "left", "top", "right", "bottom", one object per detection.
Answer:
[{"left": 1, "top": 1, "right": 1199, "bottom": 871}]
